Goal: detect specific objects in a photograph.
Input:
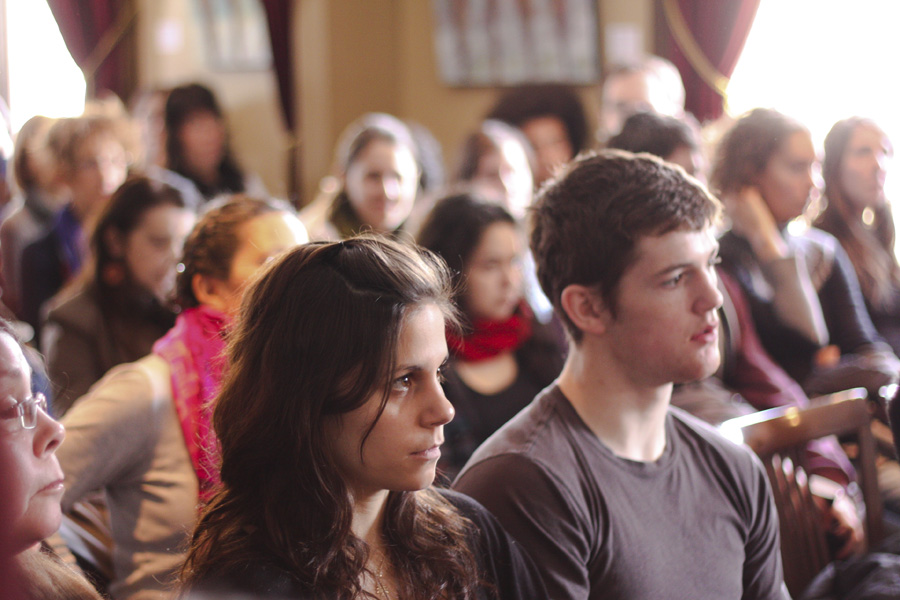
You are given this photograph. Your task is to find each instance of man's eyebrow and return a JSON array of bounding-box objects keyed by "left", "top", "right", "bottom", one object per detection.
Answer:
[
  {"left": 651, "top": 245, "right": 719, "bottom": 279},
  {"left": 652, "top": 262, "right": 692, "bottom": 278}
]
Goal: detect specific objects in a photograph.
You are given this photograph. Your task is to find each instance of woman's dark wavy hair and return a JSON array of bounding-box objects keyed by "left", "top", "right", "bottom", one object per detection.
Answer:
[
  {"left": 417, "top": 191, "right": 517, "bottom": 309},
  {"left": 816, "top": 117, "right": 900, "bottom": 309},
  {"left": 711, "top": 108, "right": 806, "bottom": 196},
  {"left": 164, "top": 83, "right": 245, "bottom": 198},
  {"left": 180, "top": 237, "right": 485, "bottom": 599},
  {"left": 175, "top": 194, "right": 293, "bottom": 309}
]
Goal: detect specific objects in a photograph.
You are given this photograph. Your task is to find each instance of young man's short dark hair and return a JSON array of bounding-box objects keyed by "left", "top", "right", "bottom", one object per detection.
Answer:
[{"left": 530, "top": 149, "right": 720, "bottom": 342}]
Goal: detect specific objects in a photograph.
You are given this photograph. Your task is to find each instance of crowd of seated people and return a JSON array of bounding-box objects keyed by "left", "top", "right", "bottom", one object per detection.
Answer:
[
  {"left": 56, "top": 197, "right": 305, "bottom": 598},
  {"left": 5, "top": 60, "right": 900, "bottom": 599}
]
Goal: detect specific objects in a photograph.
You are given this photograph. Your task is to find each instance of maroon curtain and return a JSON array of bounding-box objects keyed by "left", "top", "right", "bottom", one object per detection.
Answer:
[
  {"left": 656, "top": 0, "right": 760, "bottom": 123},
  {"left": 46, "top": 0, "right": 134, "bottom": 101},
  {"left": 260, "top": 0, "right": 294, "bottom": 132},
  {"left": 259, "top": 0, "right": 300, "bottom": 203}
]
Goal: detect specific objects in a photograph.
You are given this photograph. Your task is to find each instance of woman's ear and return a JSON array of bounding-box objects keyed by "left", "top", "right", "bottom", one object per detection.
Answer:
[
  {"left": 104, "top": 227, "right": 125, "bottom": 258},
  {"left": 191, "top": 273, "right": 229, "bottom": 312},
  {"left": 560, "top": 284, "right": 611, "bottom": 338}
]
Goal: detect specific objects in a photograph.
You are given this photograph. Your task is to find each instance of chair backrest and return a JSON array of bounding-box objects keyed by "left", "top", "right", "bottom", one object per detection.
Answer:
[{"left": 719, "top": 388, "right": 883, "bottom": 598}]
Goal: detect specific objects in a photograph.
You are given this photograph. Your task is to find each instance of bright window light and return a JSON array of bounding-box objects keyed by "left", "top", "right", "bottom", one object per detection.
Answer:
[
  {"left": 6, "top": 0, "right": 85, "bottom": 133},
  {"left": 727, "top": 0, "right": 900, "bottom": 233}
]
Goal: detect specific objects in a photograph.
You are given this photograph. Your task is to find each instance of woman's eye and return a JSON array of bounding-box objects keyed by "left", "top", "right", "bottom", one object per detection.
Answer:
[
  {"left": 391, "top": 375, "right": 412, "bottom": 392},
  {"left": 663, "top": 273, "right": 685, "bottom": 287},
  {"left": 0, "top": 396, "right": 19, "bottom": 420}
]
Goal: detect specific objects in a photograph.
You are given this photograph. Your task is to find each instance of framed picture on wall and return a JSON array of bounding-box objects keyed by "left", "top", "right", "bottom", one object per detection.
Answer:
[
  {"left": 431, "top": 0, "right": 599, "bottom": 86},
  {"left": 195, "top": 0, "right": 272, "bottom": 72}
]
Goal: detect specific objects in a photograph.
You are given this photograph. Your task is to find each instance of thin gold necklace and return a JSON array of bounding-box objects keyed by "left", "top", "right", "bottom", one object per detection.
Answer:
[{"left": 371, "top": 551, "right": 393, "bottom": 600}]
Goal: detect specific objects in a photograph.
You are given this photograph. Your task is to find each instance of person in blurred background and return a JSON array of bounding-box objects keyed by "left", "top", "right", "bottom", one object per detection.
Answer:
[
  {"left": 607, "top": 111, "right": 706, "bottom": 182},
  {"left": 302, "top": 113, "right": 421, "bottom": 241},
  {"left": 488, "top": 83, "right": 589, "bottom": 185},
  {"left": 41, "top": 177, "right": 195, "bottom": 415},
  {"left": 817, "top": 117, "right": 900, "bottom": 355},
  {"left": 20, "top": 115, "right": 130, "bottom": 341},
  {"left": 162, "top": 83, "right": 265, "bottom": 207},
  {"left": 418, "top": 192, "right": 565, "bottom": 479},
  {"left": 597, "top": 55, "right": 686, "bottom": 144}
]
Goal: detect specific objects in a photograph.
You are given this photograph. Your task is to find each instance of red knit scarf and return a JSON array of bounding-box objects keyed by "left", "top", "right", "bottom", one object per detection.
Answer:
[{"left": 447, "top": 302, "right": 534, "bottom": 362}]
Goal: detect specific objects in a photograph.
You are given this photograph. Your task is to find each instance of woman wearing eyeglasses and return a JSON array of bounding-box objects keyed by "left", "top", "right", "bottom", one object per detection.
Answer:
[
  {"left": 0, "top": 319, "right": 101, "bottom": 600},
  {"left": 54, "top": 196, "right": 307, "bottom": 600}
]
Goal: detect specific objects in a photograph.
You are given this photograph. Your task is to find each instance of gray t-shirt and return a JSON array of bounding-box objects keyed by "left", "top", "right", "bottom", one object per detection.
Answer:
[{"left": 453, "top": 385, "right": 786, "bottom": 600}]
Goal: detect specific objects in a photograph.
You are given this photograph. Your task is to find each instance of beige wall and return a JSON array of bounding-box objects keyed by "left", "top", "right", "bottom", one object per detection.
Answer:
[{"left": 136, "top": 0, "right": 652, "bottom": 204}]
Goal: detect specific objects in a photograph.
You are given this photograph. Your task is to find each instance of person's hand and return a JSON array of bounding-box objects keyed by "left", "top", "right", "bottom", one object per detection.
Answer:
[
  {"left": 812, "top": 483, "right": 864, "bottom": 559},
  {"left": 723, "top": 187, "right": 788, "bottom": 261}
]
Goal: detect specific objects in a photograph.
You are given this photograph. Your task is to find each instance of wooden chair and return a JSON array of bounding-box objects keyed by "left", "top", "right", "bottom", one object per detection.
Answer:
[{"left": 719, "top": 388, "right": 884, "bottom": 598}]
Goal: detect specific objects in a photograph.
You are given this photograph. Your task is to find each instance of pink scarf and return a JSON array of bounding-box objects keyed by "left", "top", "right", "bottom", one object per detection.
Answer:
[{"left": 152, "top": 305, "right": 231, "bottom": 503}]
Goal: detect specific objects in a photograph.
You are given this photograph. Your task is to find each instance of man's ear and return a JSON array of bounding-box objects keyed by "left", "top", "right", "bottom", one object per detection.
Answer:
[
  {"left": 560, "top": 284, "right": 611, "bottom": 337},
  {"left": 191, "top": 273, "right": 229, "bottom": 312}
]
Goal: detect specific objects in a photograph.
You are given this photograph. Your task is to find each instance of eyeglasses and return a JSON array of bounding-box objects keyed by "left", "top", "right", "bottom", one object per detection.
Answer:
[{"left": 1, "top": 393, "right": 48, "bottom": 430}]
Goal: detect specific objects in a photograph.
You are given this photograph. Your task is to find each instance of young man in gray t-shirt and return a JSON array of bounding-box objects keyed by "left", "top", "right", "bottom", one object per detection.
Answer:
[{"left": 454, "top": 150, "right": 788, "bottom": 600}]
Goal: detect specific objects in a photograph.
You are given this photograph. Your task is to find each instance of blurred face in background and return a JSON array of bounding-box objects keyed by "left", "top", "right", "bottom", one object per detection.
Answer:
[
  {"left": 67, "top": 132, "right": 128, "bottom": 220},
  {"left": 119, "top": 205, "right": 196, "bottom": 303},
  {"left": 343, "top": 139, "right": 419, "bottom": 233},
  {"left": 178, "top": 110, "right": 227, "bottom": 181},
  {"left": 463, "top": 221, "right": 524, "bottom": 323},
  {"left": 756, "top": 130, "right": 817, "bottom": 224},
  {"left": 839, "top": 123, "right": 891, "bottom": 212},
  {"left": 471, "top": 138, "right": 533, "bottom": 221},
  {"left": 665, "top": 144, "right": 706, "bottom": 184},
  {"left": 601, "top": 71, "right": 654, "bottom": 139},
  {"left": 520, "top": 115, "right": 573, "bottom": 185}
]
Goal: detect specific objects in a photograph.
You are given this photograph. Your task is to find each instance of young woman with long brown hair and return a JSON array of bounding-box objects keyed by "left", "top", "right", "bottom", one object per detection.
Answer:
[
  {"left": 179, "top": 237, "right": 545, "bottom": 599},
  {"left": 816, "top": 118, "right": 900, "bottom": 354}
]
